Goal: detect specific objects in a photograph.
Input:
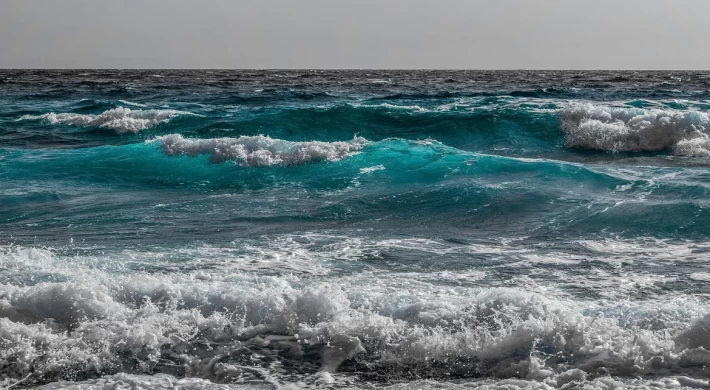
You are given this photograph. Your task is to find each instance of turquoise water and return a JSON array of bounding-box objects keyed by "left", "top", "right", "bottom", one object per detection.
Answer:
[{"left": 2, "top": 70, "right": 710, "bottom": 389}]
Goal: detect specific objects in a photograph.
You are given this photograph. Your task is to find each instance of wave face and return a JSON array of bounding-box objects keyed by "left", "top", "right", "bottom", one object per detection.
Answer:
[{"left": 3, "top": 70, "right": 710, "bottom": 389}]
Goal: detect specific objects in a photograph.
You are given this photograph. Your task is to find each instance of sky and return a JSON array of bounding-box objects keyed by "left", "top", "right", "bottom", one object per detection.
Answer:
[{"left": 1, "top": 0, "right": 709, "bottom": 69}]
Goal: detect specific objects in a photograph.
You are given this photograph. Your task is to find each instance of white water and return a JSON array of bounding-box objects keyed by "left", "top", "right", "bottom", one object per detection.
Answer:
[
  {"left": 560, "top": 103, "right": 710, "bottom": 156},
  {"left": 157, "top": 134, "right": 368, "bottom": 166},
  {"left": 18, "top": 107, "right": 196, "bottom": 133},
  {"left": 30, "top": 373, "right": 710, "bottom": 389},
  {"left": 2, "top": 235, "right": 710, "bottom": 389}
]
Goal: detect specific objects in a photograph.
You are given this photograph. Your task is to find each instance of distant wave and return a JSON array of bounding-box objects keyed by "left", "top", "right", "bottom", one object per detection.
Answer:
[
  {"left": 17, "top": 107, "right": 197, "bottom": 134},
  {"left": 157, "top": 134, "right": 369, "bottom": 166},
  {"left": 561, "top": 103, "right": 710, "bottom": 156},
  {"left": 117, "top": 100, "right": 148, "bottom": 107}
]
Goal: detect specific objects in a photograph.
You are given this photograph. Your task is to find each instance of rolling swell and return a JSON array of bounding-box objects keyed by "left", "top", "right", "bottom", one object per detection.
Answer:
[
  {"left": 144, "top": 100, "right": 563, "bottom": 156},
  {"left": 2, "top": 99, "right": 560, "bottom": 152},
  {"left": 6, "top": 137, "right": 710, "bottom": 239},
  {"left": 11, "top": 99, "right": 710, "bottom": 160},
  {"left": 0, "top": 137, "right": 625, "bottom": 189}
]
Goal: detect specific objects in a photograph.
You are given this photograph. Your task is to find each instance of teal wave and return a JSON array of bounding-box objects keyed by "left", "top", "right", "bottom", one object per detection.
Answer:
[{"left": 0, "top": 138, "right": 626, "bottom": 190}]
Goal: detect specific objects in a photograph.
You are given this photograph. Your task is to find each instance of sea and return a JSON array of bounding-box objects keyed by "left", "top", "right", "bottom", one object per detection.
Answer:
[{"left": 2, "top": 70, "right": 710, "bottom": 389}]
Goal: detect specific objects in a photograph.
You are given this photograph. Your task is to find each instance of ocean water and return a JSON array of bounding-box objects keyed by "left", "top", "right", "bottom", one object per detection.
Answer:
[{"left": 2, "top": 70, "right": 710, "bottom": 389}]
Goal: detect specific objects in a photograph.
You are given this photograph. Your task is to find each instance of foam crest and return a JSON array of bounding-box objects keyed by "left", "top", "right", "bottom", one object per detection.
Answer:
[
  {"left": 560, "top": 103, "right": 710, "bottom": 156},
  {"left": 157, "top": 134, "right": 368, "bottom": 166},
  {"left": 18, "top": 107, "right": 195, "bottom": 133}
]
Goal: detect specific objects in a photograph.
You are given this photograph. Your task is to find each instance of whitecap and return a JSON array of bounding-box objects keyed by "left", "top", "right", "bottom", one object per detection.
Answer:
[
  {"left": 560, "top": 102, "right": 710, "bottom": 156},
  {"left": 690, "top": 272, "right": 710, "bottom": 282},
  {"left": 18, "top": 107, "right": 197, "bottom": 134},
  {"left": 156, "top": 134, "right": 368, "bottom": 166},
  {"left": 117, "top": 99, "right": 148, "bottom": 107},
  {"left": 359, "top": 165, "right": 385, "bottom": 174}
]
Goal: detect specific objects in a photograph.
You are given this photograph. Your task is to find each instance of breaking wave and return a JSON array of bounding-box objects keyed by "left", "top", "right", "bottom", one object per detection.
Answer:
[
  {"left": 560, "top": 103, "right": 710, "bottom": 156},
  {"left": 157, "top": 134, "right": 369, "bottom": 166},
  {"left": 18, "top": 107, "right": 197, "bottom": 134},
  {"left": 1, "top": 244, "right": 710, "bottom": 389}
]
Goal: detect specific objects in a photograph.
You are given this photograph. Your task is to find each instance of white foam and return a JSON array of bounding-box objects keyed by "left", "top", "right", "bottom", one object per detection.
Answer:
[
  {"left": 560, "top": 103, "right": 710, "bottom": 156},
  {"left": 675, "top": 137, "right": 710, "bottom": 157},
  {"left": 386, "top": 376, "right": 710, "bottom": 389},
  {"left": 18, "top": 107, "right": 196, "bottom": 134},
  {"left": 370, "top": 102, "right": 427, "bottom": 112},
  {"left": 690, "top": 272, "right": 710, "bottom": 282},
  {"left": 359, "top": 165, "right": 386, "bottom": 174},
  {"left": 157, "top": 134, "right": 368, "bottom": 166},
  {"left": 2, "top": 240, "right": 710, "bottom": 388},
  {"left": 117, "top": 99, "right": 148, "bottom": 107},
  {"left": 33, "top": 373, "right": 256, "bottom": 389},
  {"left": 28, "top": 373, "right": 710, "bottom": 389},
  {"left": 0, "top": 283, "right": 124, "bottom": 325}
]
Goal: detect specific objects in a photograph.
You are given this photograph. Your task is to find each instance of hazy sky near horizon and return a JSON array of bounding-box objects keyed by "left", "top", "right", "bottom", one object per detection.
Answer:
[{"left": 1, "top": 0, "right": 709, "bottom": 69}]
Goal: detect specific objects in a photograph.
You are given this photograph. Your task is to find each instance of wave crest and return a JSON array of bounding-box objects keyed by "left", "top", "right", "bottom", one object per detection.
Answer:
[
  {"left": 560, "top": 103, "right": 710, "bottom": 156},
  {"left": 157, "top": 134, "right": 368, "bottom": 166},
  {"left": 18, "top": 107, "right": 195, "bottom": 134}
]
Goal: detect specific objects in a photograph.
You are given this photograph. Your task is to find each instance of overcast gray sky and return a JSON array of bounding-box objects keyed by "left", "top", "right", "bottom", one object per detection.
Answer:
[{"left": 1, "top": 0, "right": 708, "bottom": 69}]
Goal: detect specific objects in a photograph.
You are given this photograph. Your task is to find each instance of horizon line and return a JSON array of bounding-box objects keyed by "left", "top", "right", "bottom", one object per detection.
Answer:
[{"left": 2, "top": 68, "right": 709, "bottom": 72}]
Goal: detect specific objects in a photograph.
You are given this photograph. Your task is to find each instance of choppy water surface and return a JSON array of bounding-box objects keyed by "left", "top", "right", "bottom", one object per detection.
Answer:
[{"left": 2, "top": 70, "right": 710, "bottom": 389}]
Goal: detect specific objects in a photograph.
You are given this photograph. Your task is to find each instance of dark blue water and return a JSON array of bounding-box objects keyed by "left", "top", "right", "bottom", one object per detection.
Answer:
[{"left": 2, "top": 70, "right": 710, "bottom": 389}]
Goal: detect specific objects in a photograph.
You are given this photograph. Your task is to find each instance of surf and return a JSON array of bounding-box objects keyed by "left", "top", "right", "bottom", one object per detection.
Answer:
[{"left": 17, "top": 106, "right": 199, "bottom": 134}]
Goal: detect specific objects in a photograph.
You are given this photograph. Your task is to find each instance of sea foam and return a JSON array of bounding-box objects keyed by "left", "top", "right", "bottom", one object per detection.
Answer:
[
  {"left": 157, "top": 134, "right": 368, "bottom": 166},
  {"left": 18, "top": 107, "right": 195, "bottom": 134},
  {"left": 560, "top": 103, "right": 710, "bottom": 156},
  {"left": 2, "top": 243, "right": 710, "bottom": 388},
  {"left": 30, "top": 373, "right": 710, "bottom": 390}
]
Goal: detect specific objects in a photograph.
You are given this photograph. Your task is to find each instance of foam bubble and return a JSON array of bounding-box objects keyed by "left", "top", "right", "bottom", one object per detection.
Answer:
[
  {"left": 157, "top": 134, "right": 368, "bottom": 166},
  {"left": 560, "top": 103, "right": 710, "bottom": 156},
  {"left": 18, "top": 107, "right": 196, "bottom": 133}
]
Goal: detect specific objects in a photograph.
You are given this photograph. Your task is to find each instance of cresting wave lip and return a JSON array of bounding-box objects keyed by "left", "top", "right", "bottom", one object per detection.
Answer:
[
  {"left": 148, "top": 135, "right": 624, "bottom": 188},
  {"left": 560, "top": 102, "right": 710, "bottom": 156},
  {"left": 17, "top": 107, "right": 199, "bottom": 134},
  {"left": 155, "top": 134, "right": 369, "bottom": 166}
]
